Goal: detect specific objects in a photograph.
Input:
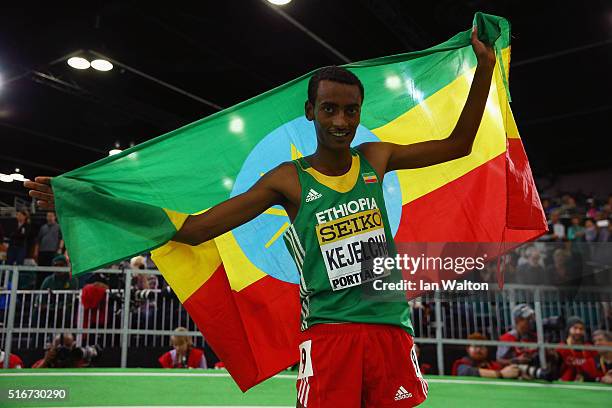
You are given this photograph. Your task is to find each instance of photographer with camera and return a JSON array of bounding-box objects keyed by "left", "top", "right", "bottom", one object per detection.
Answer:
[
  {"left": 158, "top": 327, "right": 207, "bottom": 369},
  {"left": 452, "top": 332, "right": 519, "bottom": 379},
  {"left": 497, "top": 304, "right": 538, "bottom": 365},
  {"left": 32, "top": 333, "right": 100, "bottom": 368},
  {"left": 496, "top": 304, "right": 554, "bottom": 380},
  {"left": 555, "top": 316, "right": 599, "bottom": 382}
]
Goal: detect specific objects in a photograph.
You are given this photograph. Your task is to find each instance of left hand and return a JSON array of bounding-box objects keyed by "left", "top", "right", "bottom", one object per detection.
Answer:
[{"left": 471, "top": 26, "right": 496, "bottom": 68}]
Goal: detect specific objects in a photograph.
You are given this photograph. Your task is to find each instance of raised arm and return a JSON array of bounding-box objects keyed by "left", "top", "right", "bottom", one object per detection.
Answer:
[
  {"left": 363, "top": 26, "right": 497, "bottom": 174},
  {"left": 172, "top": 163, "right": 293, "bottom": 246}
]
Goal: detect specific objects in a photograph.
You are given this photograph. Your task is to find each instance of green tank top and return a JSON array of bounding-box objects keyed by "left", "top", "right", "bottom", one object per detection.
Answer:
[{"left": 283, "top": 148, "right": 413, "bottom": 334}]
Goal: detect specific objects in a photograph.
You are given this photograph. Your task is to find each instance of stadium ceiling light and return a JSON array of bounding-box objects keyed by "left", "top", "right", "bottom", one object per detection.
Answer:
[
  {"left": 0, "top": 173, "right": 13, "bottom": 183},
  {"left": 267, "top": 0, "right": 292, "bottom": 5},
  {"left": 109, "top": 149, "right": 123, "bottom": 156},
  {"left": 10, "top": 173, "right": 26, "bottom": 182},
  {"left": 385, "top": 75, "right": 402, "bottom": 90},
  {"left": 229, "top": 117, "right": 245, "bottom": 133},
  {"left": 91, "top": 59, "right": 113, "bottom": 71},
  {"left": 67, "top": 57, "right": 91, "bottom": 70},
  {"left": 10, "top": 168, "right": 27, "bottom": 182}
]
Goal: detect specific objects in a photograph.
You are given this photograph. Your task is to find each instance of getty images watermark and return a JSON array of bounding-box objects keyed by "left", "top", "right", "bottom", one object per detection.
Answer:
[{"left": 371, "top": 253, "right": 490, "bottom": 292}]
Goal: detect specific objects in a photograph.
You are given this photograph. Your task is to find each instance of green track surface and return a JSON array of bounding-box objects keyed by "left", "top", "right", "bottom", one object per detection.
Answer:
[{"left": 1, "top": 369, "right": 610, "bottom": 407}]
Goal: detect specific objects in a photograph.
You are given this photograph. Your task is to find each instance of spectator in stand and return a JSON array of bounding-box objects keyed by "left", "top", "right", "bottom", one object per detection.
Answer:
[
  {"left": 584, "top": 219, "right": 598, "bottom": 242},
  {"left": 546, "top": 210, "right": 566, "bottom": 241},
  {"left": 38, "top": 255, "right": 78, "bottom": 327},
  {"left": 546, "top": 249, "right": 580, "bottom": 287},
  {"left": 158, "top": 327, "right": 207, "bottom": 369},
  {"left": 541, "top": 198, "right": 552, "bottom": 217},
  {"left": 130, "top": 255, "right": 158, "bottom": 290},
  {"left": 586, "top": 198, "right": 598, "bottom": 219},
  {"left": 556, "top": 316, "right": 599, "bottom": 381},
  {"left": 34, "top": 211, "right": 64, "bottom": 287},
  {"left": 7, "top": 209, "right": 36, "bottom": 288},
  {"left": 130, "top": 255, "right": 157, "bottom": 327},
  {"left": 7, "top": 209, "right": 31, "bottom": 265},
  {"left": 35, "top": 212, "right": 63, "bottom": 265},
  {"left": 40, "top": 255, "right": 78, "bottom": 290},
  {"left": 560, "top": 194, "right": 577, "bottom": 215},
  {"left": 453, "top": 332, "right": 519, "bottom": 379},
  {"left": 567, "top": 215, "right": 585, "bottom": 241},
  {"left": 592, "top": 330, "right": 612, "bottom": 384},
  {"left": 0, "top": 350, "right": 24, "bottom": 368},
  {"left": 497, "top": 304, "right": 538, "bottom": 366},
  {"left": 516, "top": 246, "right": 546, "bottom": 285},
  {"left": 595, "top": 215, "right": 610, "bottom": 242}
]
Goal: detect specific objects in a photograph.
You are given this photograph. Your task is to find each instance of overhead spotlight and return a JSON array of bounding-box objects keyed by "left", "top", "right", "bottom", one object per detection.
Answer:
[
  {"left": 385, "top": 75, "right": 402, "bottom": 90},
  {"left": 10, "top": 168, "right": 26, "bottom": 182},
  {"left": 10, "top": 173, "right": 26, "bottom": 182},
  {"left": 267, "top": 0, "right": 292, "bottom": 5},
  {"left": 67, "top": 57, "right": 91, "bottom": 70},
  {"left": 109, "top": 149, "right": 123, "bottom": 156},
  {"left": 91, "top": 59, "right": 113, "bottom": 72},
  {"left": 229, "top": 117, "right": 245, "bottom": 133}
]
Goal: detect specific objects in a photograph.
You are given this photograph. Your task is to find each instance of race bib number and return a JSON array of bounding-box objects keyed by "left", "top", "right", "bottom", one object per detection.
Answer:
[
  {"left": 315, "top": 208, "right": 390, "bottom": 291},
  {"left": 298, "top": 340, "right": 313, "bottom": 379}
]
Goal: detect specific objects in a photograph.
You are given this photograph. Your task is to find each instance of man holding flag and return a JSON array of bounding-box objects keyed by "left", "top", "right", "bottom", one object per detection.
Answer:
[{"left": 26, "top": 25, "right": 496, "bottom": 407}]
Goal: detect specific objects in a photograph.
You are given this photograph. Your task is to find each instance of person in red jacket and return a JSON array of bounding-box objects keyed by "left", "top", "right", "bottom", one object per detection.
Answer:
[
  {"left": 452, "top": 332, "right": 519, "bottom": 378},
  {"left": 592, "top": 330, "right": 612, "bottom": 384},
  {"left": 158, "top": 327, "right": 207, "bottom": 369},
  {"left": 0, "top": 350, "right": 23, "bottom": 368},
  {"left": 556, "top": 317, "right": 599, "bottom": 381}
]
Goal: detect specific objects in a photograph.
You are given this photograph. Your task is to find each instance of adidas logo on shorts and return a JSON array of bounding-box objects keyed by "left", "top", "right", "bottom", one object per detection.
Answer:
[
  {"left": 305, "top": 188, "right": 322, "bottom": 202},
  {"left": 394, "top": 385, "right": 412, "bottom": 401}
]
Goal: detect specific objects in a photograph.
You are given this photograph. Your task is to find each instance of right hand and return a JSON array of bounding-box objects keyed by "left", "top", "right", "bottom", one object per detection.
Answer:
[
  {"left": 24, "top": 177, "right": 55, "bottom": 210},
  {"left": 501, "top": 364, "right": 520, "bottom": 379}
]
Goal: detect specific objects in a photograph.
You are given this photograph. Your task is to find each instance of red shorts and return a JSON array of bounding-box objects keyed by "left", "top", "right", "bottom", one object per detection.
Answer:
[{"left": 296, "top": 323, "right": 428, "bottom": 408}]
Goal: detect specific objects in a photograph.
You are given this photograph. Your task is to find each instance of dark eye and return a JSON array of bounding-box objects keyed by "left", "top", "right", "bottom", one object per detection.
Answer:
[
  {"left": 323, "top": 105, "right": 334, "bottom": 113},
  {"left": 347, "top": 107, "right": 358, "bottom": 115}
]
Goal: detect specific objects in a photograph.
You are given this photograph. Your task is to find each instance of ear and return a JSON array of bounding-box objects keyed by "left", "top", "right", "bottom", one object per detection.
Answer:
[{"left": 305, "top": 100, "right": 314, "bottom": 121}]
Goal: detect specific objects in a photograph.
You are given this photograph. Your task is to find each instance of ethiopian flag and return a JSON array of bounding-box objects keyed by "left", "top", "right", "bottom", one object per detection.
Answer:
[{"left": 53, "top": 12, "right": 546, "bottom": 391}]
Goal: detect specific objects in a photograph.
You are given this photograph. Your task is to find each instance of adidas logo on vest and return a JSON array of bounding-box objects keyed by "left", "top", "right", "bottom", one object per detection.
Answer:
[
  {"left": 305, "top": 188, "right": 322, "bottom": 203},
  {"left": 394, "top": 385, "right": 412, "bottom": 401}
]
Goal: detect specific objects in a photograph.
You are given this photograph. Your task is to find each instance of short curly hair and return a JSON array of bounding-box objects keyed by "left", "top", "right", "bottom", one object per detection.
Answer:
[{"left": 307, "top": 66, "right": 364, "bottom": 105}]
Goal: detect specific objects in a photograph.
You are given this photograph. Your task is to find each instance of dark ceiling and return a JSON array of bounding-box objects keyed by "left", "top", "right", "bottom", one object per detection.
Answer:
[{"left": 1, "top": 0, "right": 611, "bottom": 203}]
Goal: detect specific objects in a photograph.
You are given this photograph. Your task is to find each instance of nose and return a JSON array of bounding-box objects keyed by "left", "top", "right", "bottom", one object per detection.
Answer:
[{"left": 332, "top": 111, "right": 348, "bottom": 128}]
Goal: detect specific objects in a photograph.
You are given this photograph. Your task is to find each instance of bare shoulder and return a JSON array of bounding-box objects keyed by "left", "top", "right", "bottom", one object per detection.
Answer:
[
  {"left": 355, "top": 142, "right": 393, "bottom": 177},
  {"left": 257, "top": 161, "right": 300, "bottom": 203},
  {"left": 264, "top": 161, "right": 298, "bottom": 184}
]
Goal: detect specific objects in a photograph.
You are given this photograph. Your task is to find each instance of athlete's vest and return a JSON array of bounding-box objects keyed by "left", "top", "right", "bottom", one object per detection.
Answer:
[{"left": 283, "top": 148, "right": 413, "bottom": 333}]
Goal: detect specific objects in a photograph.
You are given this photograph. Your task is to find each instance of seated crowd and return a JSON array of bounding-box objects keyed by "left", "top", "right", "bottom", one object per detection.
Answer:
[{"left": 452, "top": 304, "right": 612, "bottom": 383}]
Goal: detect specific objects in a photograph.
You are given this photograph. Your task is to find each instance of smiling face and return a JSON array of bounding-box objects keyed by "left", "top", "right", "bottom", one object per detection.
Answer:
[{"left": 305, "top": 79, "right": 362, "bottom": 151}]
